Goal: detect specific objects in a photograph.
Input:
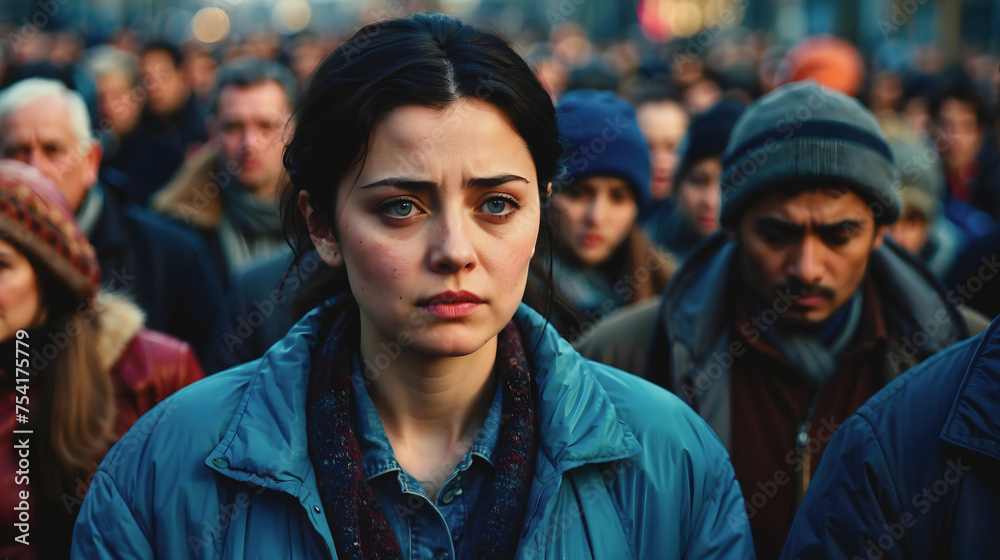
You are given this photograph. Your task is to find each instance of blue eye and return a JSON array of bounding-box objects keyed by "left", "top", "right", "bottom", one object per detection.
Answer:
[
  {"left": 384, "top": 200, "right": 416, "bottom": 218},
  {"left": 481, "top": 196, "right": 519, "bottom": 216}
]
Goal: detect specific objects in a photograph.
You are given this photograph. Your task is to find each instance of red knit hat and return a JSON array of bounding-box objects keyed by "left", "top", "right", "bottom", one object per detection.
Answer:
[{"left": 0, "top": 160, "right": 101, "bottom": 302}]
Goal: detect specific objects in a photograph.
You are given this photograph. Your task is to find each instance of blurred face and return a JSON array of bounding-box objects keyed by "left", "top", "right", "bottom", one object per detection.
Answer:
[
  {"left": 0, "top": 239, "right": 44, "bottom": 342},
  {"left": 306, "top": 99, "right": 541, "bottom": 359},
  {"left": 676, "top": 158, "right": 722, "bottom": 238},
  {"left": 0, "top": 96, "right": 100, "bottom": 212},
  {"left": 737, "top": 188, "right": 886, "bottom": 328},
  {"left": 932, "top": 99, "right": 983, "bottom": 170},
  {"left": 97, "top": 72, "right": 141, "bottom": 135},
  {"left": 636, "top": 101, "right": 688, "bottom": 200},
  {"left": 140, "top": 49, "right": 190, "bottom": 117},
  {"left": 551, "top": 176, "right": 638, "bottom": 267},
  {"left": 215, "top": 82, "right": 292, "bottom": 198},
  {"left": 886, "top": 207, "right": 928, "bottom": 255}
]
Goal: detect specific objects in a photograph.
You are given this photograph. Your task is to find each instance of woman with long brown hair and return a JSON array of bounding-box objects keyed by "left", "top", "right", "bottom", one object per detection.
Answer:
[{"left": 0, "top": 160, "right": 204, "bottom": 559}]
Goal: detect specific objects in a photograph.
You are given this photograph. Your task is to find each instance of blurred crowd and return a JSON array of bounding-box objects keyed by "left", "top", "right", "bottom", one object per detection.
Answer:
[{"left": 1, "top": 12, "right": 999, "bottom": 560}]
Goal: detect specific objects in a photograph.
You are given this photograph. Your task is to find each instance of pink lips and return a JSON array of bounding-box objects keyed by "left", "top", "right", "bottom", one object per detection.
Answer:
[
  {"left": 418, "top": 290, "right": 483, "bottom": 319},
  {"left": 793, "top": 295, "right": 824, "bottom": 307}
]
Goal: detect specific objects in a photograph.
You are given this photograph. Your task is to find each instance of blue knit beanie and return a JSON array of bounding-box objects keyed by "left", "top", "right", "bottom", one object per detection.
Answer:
[
  {"left": 555, "top": 89, "right": 652, "bottom": 210},
  {"left": 720, "top": 81, "right": 901, "bottom": 226}
]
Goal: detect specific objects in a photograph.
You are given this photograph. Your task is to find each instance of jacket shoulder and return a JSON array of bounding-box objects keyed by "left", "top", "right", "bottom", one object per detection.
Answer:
[
  {"left": 582, "top": 360, "right": 754, "bottom": 558},
  {"left": 586, "top": 361, "right": 728, "bottom": 459},
  {"left": 100, "top": 361, "right": 257, "bottom": 478}
]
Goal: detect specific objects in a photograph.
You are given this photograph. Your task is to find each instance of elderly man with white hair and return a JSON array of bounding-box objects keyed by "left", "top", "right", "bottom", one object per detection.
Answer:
[{"left": 0, "top": 78, "right": 222, "bottom": 360}]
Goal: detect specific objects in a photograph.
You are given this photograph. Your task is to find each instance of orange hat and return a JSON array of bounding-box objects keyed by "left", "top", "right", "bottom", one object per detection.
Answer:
[{"left": 775, "top": 35, "right": 865, "bottom": 97}]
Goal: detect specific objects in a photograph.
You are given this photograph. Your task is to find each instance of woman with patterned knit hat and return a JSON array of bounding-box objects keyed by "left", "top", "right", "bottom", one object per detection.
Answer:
[
  {"left": 0, "top": 160, "right": 204, "bottom": 559},
  {"left": 72, "top": 14, "right": 752, "bottom": 559}
]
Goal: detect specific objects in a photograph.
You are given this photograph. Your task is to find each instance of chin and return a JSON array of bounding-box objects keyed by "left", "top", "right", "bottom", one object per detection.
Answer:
[{"left": 410, "top": 332, "right": 494, "bottom": 358}]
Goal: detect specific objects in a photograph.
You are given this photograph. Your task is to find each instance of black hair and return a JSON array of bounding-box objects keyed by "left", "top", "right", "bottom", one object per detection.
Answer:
[
  {"left": 928, "top": 80, "right": 994, "bottom": 129},
  {"left": 210, "top": 58, "right": 299, "bottom": 115},
  {"left": 140, "top": 40, "right": 184, "bottom": 69},
  {"left": 280, "top": 13, "right": 563, "bottom": 317}
]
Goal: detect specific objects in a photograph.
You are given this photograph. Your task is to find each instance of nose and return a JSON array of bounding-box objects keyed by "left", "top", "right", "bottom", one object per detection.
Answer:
[
  {"left": 584, "top": 196, "right": 603, "bottom": 226},
  {"left": 786, "top": 237, "right": 824, "bottom": 285},
  {"left": 428, "top": 210, "right": 476, "bottom": 274}
]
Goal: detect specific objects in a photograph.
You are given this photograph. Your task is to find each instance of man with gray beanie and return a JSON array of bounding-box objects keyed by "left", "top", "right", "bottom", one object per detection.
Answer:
[{"left": 642, "top": 81, "right": 979, "bottom": 558}]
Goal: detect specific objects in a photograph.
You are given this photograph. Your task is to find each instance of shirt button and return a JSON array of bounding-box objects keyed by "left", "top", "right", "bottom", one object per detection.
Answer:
[
  {"left": 441, "top": 490, "right": 456, "bottom": 504},
  {"left": 433, "top": 549, "right": 449, "bottom": 560}
]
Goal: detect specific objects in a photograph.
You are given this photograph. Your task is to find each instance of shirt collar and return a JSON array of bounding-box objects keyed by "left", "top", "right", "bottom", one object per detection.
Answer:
[{"left": 351, "top": 353, "right": 504, "bottom": 480}]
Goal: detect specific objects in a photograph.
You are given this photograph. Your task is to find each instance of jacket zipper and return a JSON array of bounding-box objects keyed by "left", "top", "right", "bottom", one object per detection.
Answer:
[{"left": 793, "top": 389, "right": 822, "bottom": 512}]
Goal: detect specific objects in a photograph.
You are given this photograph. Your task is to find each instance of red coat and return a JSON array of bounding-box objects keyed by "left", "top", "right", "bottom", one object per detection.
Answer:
[{"left": 0, "top": 295, "right": 204, "bottom": 559}]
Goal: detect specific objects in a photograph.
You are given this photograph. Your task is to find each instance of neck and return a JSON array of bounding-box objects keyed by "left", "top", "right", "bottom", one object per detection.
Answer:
[{"left": 361, "top": 328, "right": 499, "bottom": 448}]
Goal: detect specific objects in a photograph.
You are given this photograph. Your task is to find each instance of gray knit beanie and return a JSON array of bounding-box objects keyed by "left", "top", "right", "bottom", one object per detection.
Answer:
[{"left": 720, "top": 81, "right": 901, "bottom": 226}]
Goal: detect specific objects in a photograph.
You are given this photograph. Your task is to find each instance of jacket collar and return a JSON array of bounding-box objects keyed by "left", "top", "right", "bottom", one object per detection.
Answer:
[
  {"left": 205, "top": 299, "right": 641, "bottom": 496},
  {"left": 665, "top": 234, "right": 964, "bottom": 356},
  {"left": 941, "top": 317, "right": 1000, "bottom": 463}
]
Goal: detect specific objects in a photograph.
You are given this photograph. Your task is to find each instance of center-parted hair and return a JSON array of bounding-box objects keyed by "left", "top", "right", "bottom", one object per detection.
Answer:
[{"left": 279, "top": 13, "right": 563, "bottom": 309}]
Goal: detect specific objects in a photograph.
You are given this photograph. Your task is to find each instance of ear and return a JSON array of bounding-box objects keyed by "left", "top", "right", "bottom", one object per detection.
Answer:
[
  {"left": 298, "top": 190, "right": 343, "bottom": 267},
  {"left": 871, "top": 224, "right": 887, "bottom": 250},
  {"left": 83, "top": 140, "right": 102, "bottom": 190}
]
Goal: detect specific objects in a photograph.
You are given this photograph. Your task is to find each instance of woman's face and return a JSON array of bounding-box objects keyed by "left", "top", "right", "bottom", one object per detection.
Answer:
[
  {"left": 550, "top": 176, "right": 638, "bottom": 267},
  {"left": 315, "top": 99, "right": 541, "bottom": 358},
  {"left": 0, "top": 239, "right": 44, "bottom": 342},
  {"left": 676, "top": 157, "right": 722, "bottom": 238}
]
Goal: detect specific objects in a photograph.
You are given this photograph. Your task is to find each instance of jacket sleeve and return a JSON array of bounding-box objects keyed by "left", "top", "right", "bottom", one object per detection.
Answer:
[
  {"left": 71, "top": 470, "right": 154, "bottom": 559},
  {"left": 780, "top": 414, "right": 911, "bottom": 560},
  {"left": 683, "top": 452, "right": 756, "bottom": 560}
]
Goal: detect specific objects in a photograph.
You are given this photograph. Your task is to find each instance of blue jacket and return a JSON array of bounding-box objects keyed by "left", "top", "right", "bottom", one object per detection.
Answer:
[
  {"left": 72, "top": 301, "right": 755, "bottom": 559},
  {"left": 782, "top": 316, "right": 1000, "bottom": 558}
]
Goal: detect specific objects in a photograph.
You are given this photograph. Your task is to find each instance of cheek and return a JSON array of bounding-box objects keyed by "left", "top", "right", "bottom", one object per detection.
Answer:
[
  {"left": 745, "top": 244, "right": 784, "bottom": 287},
  {"left": 610, "top": 203, "right": 638, "bottom": 235}
]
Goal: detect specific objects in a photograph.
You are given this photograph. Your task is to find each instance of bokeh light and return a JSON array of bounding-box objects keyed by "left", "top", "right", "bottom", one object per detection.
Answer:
[
  {"left": 272, "top": 0, "right": 312, "bottom": 35},
  {"left": 191, "top": 7, "right": 230, "bottom": 44}
]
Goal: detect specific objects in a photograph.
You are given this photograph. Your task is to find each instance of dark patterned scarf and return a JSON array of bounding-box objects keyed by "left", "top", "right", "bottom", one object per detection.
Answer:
[{"left": 306, "top": 302, "right": 536, "bottom": 560}]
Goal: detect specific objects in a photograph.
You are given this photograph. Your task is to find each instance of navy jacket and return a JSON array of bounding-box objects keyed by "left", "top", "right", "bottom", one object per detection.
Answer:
[
  {"left": 90, "top": 183, "right": 223, "bottom": 360},
  {"left": 782, "top": 316, "right": 1000, "bottom": 558}
]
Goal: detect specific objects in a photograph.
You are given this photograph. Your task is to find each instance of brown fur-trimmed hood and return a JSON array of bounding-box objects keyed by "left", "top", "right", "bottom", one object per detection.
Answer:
[
  {"left": 150, "top": 144, "right": 224, "bottom": 229},
  {"left": 94, "top": 291, "right": 147, "bottom": 373}
]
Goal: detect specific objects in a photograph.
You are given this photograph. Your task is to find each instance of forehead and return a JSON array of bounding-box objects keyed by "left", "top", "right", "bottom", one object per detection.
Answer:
[
  {"left": 636, "top": 102, "right": 687, "bottom": 131},
  {"left": 572, "top": 175, "right": 630, "bottom": 191},
  {"left": 2, "top": 97, "right": 74, "bottom": 141},
  {"left": 742, "top": 188, "right": 873, "bottom": 225},
  {"left": 141, "top": 50, "right": 177, "bottom": 70},
  {"left": 366, "top": 100, "right": 528, "bottom": 161},
  {"left": 217, "top": 81, "right": 290, "bottom": 118},
  {"left": 939, "top": 99, "right": 977, "bottom": 121}
]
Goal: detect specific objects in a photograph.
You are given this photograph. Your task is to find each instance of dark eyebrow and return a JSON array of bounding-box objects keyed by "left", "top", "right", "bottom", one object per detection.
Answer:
[
  {"left": 468, "top": 174, "right": 530, "bottom": 188},
  {"left": 754, "top": 216, "right": 804, "bottom": 235},
  {"left": 359, "top": 174, "right": 529, "bottom": 190},
  {"left": 815, "top": 220, "right": 865, "bottom": 236},
  {"left": 755, "top": 216, "right": 866, "bottom": 236},
  {"left": 359, "top": 177, "right": 437, "bottom": 190}
]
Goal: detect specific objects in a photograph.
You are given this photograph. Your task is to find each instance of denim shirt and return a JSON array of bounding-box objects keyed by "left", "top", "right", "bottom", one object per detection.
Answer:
[{"left": 351, "top": 356, "right": 503, "bottom": 560}]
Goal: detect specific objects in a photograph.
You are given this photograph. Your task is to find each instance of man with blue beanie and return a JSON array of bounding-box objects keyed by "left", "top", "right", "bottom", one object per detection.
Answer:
[
  {"left": 639, "top": 81, "right": 981, "bottom": 559},
  {"left": 526, "top": 89, "right": 676, "bottom": 340}
]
